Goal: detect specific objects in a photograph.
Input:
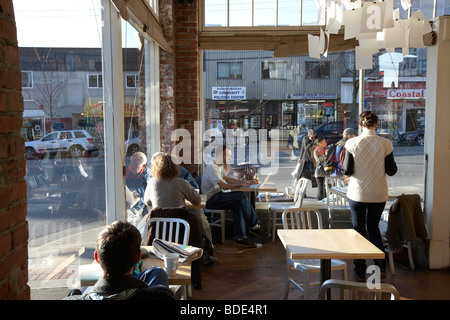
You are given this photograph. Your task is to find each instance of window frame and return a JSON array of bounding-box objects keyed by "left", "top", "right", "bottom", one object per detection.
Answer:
[
  {"left": 125, "top": 73, "right": 139, "bottom": 88},
  {"left": 87, "top": 73, "right": 103, "bottom": 88},
  {"left": 261, "top": 61, "right": 287, "bottom": 80},
  {"left": 217, "top": 62, "right": 243, "bottom": 79},
  {"left": 21, "top": 71, "right": 33, "bottom": 88},
  {"left": 305, "top": 61, "right": 330, "bottom": 79}
]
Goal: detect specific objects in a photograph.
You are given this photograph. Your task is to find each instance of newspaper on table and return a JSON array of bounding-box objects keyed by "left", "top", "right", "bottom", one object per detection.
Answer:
[{"left": 151, "top": 238, "right": 203, "bottom": 265}]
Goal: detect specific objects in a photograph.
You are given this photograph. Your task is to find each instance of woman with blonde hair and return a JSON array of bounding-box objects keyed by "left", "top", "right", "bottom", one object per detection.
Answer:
[
  {"left": 343, "top": 111, "right": 397, "bottom": 281},
  {"left": 144, "top": 153, "right": 201, "bottom": 209}
]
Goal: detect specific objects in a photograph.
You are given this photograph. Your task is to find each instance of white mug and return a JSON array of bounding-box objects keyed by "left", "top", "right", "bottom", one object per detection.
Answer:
[{"left": 163, "top": 253, "right": 179, "bottom": 276}]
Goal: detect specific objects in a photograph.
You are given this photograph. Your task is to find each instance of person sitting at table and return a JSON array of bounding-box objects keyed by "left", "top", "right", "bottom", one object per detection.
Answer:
[
  {"left": 201, "top": 145, "right": 270, "bottom": 248},
  {"left": 126, "top": 152, "right": 151, "bottom": 218},
  {"left": 144, "top": 153, "right": 201, "bottom": 208},
  {"left": 151, "top": 151, "right": 199, "bottom": 189},
  {"left": 145, "top": 153, "right": 216, "bottom": 266},
  {"left": 343, "top": 111, "right": 397, "bottom": 281},
  {"left": 66, "top": 221, "right": 173, "bottom": 300}
]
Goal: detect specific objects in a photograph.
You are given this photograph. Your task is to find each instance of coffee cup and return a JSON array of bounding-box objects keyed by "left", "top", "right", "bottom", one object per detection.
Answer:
[{"left": 163, "top": 253, "right": 179, "bottom": 276}]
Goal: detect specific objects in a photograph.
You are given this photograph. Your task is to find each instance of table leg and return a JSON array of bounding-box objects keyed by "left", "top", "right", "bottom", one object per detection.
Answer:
[
  {"left": 320, "top": 259, "right": 331, "bottom": 299},
  {"left": 250, "top": 191, "right": 256, "bottom": 209}
]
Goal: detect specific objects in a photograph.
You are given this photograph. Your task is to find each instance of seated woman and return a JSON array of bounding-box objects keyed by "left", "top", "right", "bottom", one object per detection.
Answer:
[{"left": 144, "top": 153, "right": 201, "bottom": 208}]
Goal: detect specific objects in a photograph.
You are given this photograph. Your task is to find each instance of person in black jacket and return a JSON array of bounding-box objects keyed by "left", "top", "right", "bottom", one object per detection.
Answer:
[{"left": 84, "top": 221, "right": 172, "bottom": 300}]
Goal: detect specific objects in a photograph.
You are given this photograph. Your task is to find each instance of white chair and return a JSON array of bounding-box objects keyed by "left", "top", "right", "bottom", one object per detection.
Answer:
[
  {"left": 197, "top": 175, "right": 231, "bottom": 244},
  {"left": 325, "top": 176, "right": 351, "bottom": 228},
  {"left": 281, "top": 208, "right": 348, "bottom": 300},
  {"left": 268, "top": 178, "right": 310, "bottom": 243},
  {"left": 146, "top": 217, "right": 191, "bottom": 299},
  {"left": 146, "top": 217, "right": 190, "bottom": 245},
  {"left": 387, "top": 241, "right": 415, "bottom": 276},
  {"left": 318, "top": 279, "right": 400, "bottom": 300},
  {"left": 204, "top": 208, "right": 231, "bottom": 244}
]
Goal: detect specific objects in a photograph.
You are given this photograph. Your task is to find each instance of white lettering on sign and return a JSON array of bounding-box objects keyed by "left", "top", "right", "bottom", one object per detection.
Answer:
[{"left": 212, "top": 87, "right": 246, "bottom": 100}]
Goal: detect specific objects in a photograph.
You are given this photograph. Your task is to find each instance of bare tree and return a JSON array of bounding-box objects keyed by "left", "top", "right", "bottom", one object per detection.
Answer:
[{"left": 23, "top": 48, "right": 72, "bottom": 129}]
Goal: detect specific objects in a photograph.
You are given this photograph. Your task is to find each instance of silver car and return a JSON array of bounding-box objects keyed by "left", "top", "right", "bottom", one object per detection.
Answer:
[{"left": 25, "top": 130, "right": 100, "bottom": 158}]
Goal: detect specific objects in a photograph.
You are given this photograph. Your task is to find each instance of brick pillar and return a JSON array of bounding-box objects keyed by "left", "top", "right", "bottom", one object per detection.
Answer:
[
  {"left": 159, "top": 0, "right": 176, "bottom": 153},
  {"left": 173, "top": 1, "right": 200, "bottom": 174},
  {"left": 159, "top": 1, "right": 200, "bottom": 174},
  {"left": 0, "top": 0, "right": 30, "bottom": 300}
]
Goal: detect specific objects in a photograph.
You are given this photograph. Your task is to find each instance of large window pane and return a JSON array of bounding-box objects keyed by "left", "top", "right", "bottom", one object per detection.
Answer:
[
  {"left": 17, "top": 0, "right": 107, "bottom": 296},
  {"left": 122, "top": 20, "right": 155, "bottom": 226},
  {"left": 254, "top": 0, "right": 276, "bottom": 26},
  {"left": 16, "top": 0, "right": 160, "bottom": 298},
  {"left": 278, "top": 0, "right": 301, "bottom": 26},
  {"left": 205, "top": 0, "right": 228, "bottom": 27},
  {"left": 229, "top": 0, "right": 253, "bottom": 26},
  {"left": 203, "top": 49, "right": 426, "bottom": 212}
]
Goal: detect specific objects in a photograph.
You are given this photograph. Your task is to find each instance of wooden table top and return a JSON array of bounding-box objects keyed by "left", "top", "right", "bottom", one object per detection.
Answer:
[
  {"left": 330, "top": 186, "right": 398, "bottom": 200},
  {"left": 277, "top": 229, "right": 385, "bottom": 260},
  {"left": 233, "top": 184, "right": 278, "bottom": 193},
  {"left": 141, "top": 246, "right": 191, "bottom": 285}
]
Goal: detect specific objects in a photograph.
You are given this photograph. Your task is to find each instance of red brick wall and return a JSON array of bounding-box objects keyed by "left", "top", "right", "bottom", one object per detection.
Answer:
[
  {"left": 0, "top": 0, "right": 30, "bottom": 300},
  {"left": 159, "top": 0, "right": 176, "bottom": 153},
  {"left": 160, "top": 1, "right": 200, "bottom": 174},
  {"left": 174, "top": 1, "right": 199, "bottom": 174}
]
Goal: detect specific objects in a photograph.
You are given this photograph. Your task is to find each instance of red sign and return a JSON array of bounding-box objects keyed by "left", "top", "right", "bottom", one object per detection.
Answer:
[{"left": 322, "top": 102, "right": 333, "bottom": 108}]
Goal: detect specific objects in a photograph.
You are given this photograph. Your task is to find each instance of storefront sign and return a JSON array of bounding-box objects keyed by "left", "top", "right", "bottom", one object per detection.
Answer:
[
  {"left": 386, "top": 89, "right": 426, "bottom": 99},
  {"left": 285, "top": 93, "right": 337, "bottom": 100},
  {"left": 322, "top": 102, "right": 333, "bottom": 108},
  {"left": 212, "top": 87, "right": 246, "bottom": 100},
  {"left": 84, "top": 97, "right": 142, "bottom": 117}
]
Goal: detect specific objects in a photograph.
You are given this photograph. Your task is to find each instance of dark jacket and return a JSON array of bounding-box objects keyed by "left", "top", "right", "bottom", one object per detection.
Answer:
[
  {"left": 65, "top": 276, "right": 175, "bottom": 300},
  {"left": 146, "top": 207, "right": 203, "bottom": 290},
  {"left": 386, "top": 194, "right": 427, "bottom": 250}
]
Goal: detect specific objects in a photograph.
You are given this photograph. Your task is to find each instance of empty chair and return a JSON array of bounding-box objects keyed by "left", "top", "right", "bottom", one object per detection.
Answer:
[
  {"left": 325, "top": 176, "right": 351, "bottom": 228},
  {"left": 268, "top": 178, "right": 310, "bottom": 243},
  {"left": 318, "top": 279, "right": 400, "bottom": 300},
  {"left": 281, "top": 208, "right": 348, "bottom": 300}
]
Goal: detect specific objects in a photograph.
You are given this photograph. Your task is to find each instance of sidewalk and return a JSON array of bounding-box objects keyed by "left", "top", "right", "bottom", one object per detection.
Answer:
[{"left": 28, "top": 223, "right": 105, "bottom": 299}]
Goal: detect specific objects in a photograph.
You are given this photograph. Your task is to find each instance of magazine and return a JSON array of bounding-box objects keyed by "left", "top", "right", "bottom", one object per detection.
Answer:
[{"left": 151, "top": 238, "right": 203, "bottom": 265}]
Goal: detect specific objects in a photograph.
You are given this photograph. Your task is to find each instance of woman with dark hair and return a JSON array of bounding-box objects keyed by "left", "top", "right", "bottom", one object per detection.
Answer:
[
  {"left": 144, "top": 153, "right": 201, "bottom": 209},
  {"left": 343, "top": 111, "right": 397, "bottom": 281}
]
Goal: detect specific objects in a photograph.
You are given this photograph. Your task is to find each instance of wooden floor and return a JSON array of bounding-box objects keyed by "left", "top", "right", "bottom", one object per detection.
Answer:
[{"left": 190, "top": 230, "right": 450, "bottom": 300}]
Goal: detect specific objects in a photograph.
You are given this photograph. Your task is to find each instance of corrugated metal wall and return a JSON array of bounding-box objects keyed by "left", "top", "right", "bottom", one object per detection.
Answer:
[{"left": 203, "top": 50, "right": 345, "bottom": 100}]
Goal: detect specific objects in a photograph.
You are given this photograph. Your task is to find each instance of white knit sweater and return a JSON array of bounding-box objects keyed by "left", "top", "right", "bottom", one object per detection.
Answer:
[{"left": 344, "top": 128, "right": 394, "bottom": 203}]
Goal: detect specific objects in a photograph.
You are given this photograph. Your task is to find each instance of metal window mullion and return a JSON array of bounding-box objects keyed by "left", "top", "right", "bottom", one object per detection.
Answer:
[
  {"left": 145, "top": 39, "right": 160, "bottom": 158},
  {"left": 102, "top": 0, "right": 126, "bottom": 224}
]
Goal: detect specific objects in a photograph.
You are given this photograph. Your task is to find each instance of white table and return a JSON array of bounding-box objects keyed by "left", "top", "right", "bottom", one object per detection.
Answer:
[{"left": 277, "top": 229, "right": 385, "bottom": 285}]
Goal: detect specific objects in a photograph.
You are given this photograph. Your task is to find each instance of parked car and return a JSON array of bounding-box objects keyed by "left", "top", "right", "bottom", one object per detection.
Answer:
[
  {"left": 297, "top": 121, "right": 359, "bottom": 146},
  {"left": 397, "top": 130, "right": 424, "bottom": 146},
  {"left": 25, "top": 130, "right": 100, "bottom": 159}
]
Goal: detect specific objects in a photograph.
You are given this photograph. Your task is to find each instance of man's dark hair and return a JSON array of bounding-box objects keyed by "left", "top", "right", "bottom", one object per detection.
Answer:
[{"left": 96, "top": 221, "right": 141, "bottom": 277}]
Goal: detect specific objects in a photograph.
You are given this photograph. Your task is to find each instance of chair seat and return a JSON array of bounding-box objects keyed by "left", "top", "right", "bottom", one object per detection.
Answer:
[
  {"left": 269, "top": 202, "right": 295, "bottom": 212},
  {"left": 290, "top": 258, "right": 347, "bottom": 272}
]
